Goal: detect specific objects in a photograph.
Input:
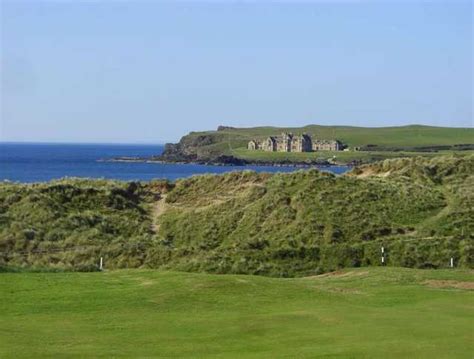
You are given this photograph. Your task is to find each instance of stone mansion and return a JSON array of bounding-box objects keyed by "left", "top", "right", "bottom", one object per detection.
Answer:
[{"left": 247, "top": 133, "right": 343, "bottom": 152}]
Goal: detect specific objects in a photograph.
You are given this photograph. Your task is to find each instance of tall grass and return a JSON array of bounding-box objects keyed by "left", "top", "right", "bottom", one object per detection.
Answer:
[{"left": 1, "top": 155, "right": 472, "bottom": 275}]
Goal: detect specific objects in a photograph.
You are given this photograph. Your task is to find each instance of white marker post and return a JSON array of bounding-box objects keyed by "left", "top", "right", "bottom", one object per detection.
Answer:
[
  {"left": 450, "top": 257, "right": 454, "bottom": 268},
  {"left": 381, "top": 247, "right": 385, "bottom": 265},
  {"left": 99, "top": 257, "right": 103, "bottom": 271}
]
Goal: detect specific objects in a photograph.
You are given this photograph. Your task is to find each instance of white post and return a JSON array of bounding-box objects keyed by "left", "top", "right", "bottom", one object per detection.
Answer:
[
  {"left": 381, "top": 256, "right": 385, "bottom": 264},
  {"left": 100, "top": 257, "right": 103, "bottom": 271},
  {"left": 450, "top": 258, "right": 454, "bottom": 268},
  {"left": 381, "top": 247, "right": 385, "bottom": 265}
]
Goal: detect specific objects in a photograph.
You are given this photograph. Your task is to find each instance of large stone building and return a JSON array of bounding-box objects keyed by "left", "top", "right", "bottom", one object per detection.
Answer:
[
  {"left": 247, "top": 133, "right": 342, "bottom": 152},
  {"left": 312, "top": 139, "right": 342, "bottom": 151}
]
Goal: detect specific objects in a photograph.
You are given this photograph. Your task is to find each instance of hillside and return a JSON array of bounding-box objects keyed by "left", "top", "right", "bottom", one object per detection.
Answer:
[
  {"left": 1, "top": 155, "right": 472, "bottom": 275},
  {"left": 1, "top": 268, "right": 473, "bottom": 358},
  {"left": 159, "top": 124, "right": 474, "bottom": 164},
  {"left": 153, "top": 155, "right": 473, "bottom": 275}
]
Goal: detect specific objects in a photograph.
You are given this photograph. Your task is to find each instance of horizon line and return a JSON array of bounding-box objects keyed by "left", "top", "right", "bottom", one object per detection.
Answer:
[{"left": 0, "top": 141, "right": 168, "bottom": 146}]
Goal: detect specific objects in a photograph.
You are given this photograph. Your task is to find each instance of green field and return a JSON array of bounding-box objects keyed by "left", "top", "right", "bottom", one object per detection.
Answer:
[
  {"left": 1, "top": 267, "right": 472, "bottom": 358},
  {"left": 168, "top": 125, "right": 474, "bottom": 164},
  {"left": 232, "top": 147, "right": 474, "bottom": 164},
  {"left": 215, "top": 124, "right": 474, "bottom": 147}
]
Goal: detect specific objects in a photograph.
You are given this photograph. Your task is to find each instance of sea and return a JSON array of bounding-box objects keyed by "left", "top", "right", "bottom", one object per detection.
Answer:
[{"left": 0, "top": 143, "right": 350, "bottom": 183}]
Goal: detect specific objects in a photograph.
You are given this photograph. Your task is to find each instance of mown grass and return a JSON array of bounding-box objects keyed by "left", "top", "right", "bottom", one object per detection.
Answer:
[{"left": 0, "top": 267, "right": 472, "bottom": 358}]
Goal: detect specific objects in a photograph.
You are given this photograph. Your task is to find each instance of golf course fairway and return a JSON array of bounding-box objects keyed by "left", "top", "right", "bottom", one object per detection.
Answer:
[{"left": 1, "top": 267, "right": 472, "bottom": 358}]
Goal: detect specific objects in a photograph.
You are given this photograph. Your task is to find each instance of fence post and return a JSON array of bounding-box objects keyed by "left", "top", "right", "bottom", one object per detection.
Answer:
[{"left": 100, "top": 257, "right": 103, "bottom": 271}]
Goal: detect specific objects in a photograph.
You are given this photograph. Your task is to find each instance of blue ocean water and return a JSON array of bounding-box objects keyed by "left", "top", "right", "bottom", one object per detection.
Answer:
[{"left": 0, "top": 143, "right": 349, "bottom": 183}]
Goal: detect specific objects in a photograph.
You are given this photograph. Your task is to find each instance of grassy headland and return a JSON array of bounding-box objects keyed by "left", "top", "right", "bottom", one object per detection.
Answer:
[
  {"left": 1, "top": 267, "right": 473, "bottom": 358},
  {"left": 1, "top": 155, "right": 472, "bottom": 275},
  {"left": 159, "top": 124, "right": 474, "bottom": 165}
]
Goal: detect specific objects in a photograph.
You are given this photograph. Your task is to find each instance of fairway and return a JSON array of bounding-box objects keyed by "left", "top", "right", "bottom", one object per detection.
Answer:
[{"left": 1, "top": 268, "right": 473, "bottom": 358}]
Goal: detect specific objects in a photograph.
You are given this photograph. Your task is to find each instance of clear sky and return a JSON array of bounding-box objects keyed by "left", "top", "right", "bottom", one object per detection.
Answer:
[{"left": 1, "top": 0, "right": 472, "bottom": 143}]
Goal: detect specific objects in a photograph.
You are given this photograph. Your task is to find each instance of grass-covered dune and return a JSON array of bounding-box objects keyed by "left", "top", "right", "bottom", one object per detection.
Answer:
[
  {"left": 0, "top": 179, "right": 169, "bottom": 271},
  {"left": 0, "top": 155, "right": 472, "bottom": 275},
  {"left": 156, "top": 155, "right": 473, "bottom": 275},
  {"left": 1, "top": 268, "right": 473, "bottom": 358},
  {"left": 161, "top": 124, "right": 474, "bottom": 163}
]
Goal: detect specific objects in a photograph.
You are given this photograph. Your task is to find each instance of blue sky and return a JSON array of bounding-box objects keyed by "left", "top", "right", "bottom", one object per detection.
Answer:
[{"left": 1, "top": 1, "right": 472, "bottom": 143}]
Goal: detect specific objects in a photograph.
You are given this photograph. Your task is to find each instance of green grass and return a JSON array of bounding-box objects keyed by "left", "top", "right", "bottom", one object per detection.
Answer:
[
  {"left": 0, "top": 267, "right": 472, "bottom": 358},
  {"left": 154, "top": 155, "right": 473, "bottom": 276},
  {"left": 214, "top": 124, "right": 474, "bottom": 147},
  {"left": 1, "top": 155, "right": 473, "bottom": 275},
  {"left": 232, "top": 148, "right": 474, "bottom": 164}
]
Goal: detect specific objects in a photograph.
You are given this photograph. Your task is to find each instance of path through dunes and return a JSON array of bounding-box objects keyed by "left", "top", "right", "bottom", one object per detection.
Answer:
[{"left": 151, "top": 194, "right": 168, "bottom": 233}]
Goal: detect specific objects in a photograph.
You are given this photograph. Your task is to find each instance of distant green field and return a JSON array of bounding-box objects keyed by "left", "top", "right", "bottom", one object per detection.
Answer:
[
  {"left": 232, "top": 148, "right": 474, "bottom": 164},
  {"left": 189, "top": 125, "right": 474, "bottom": 147},
  {"left": 1, "top": 268, "right": 472, "bottom": 358},
  {"left": 218, "top": 124, "right": 474, "bottom": 147}
]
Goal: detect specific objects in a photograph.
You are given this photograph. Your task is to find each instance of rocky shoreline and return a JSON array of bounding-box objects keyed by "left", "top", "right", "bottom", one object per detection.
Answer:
[
  {"left": 99, "top": 136, "right": 359, "bottom": 167},
  {"left": 100, "top": 155, "right": 354, "bottom": 168}
]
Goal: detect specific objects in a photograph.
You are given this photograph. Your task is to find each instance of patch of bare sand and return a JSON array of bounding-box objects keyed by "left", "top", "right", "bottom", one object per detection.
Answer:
[
  {"left": 423, "top": 280, "right": 474, "bottom": 290},
  {"left": 353, "top": 170, "right": 392, "bottom": 178},
  {"left": 152, "top": 194, "right": 168, "bottom": 233},
  {"left": 313, "top": 286, "right": 363, "bottom": 294},
  {"left": 125, "top": 276, "right": 156, "bottom": 286},
  {"left": 304, "top": 270, "right": 369, "bottom": 280}
]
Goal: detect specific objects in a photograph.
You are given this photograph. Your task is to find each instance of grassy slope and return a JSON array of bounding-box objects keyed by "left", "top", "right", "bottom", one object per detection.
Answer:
[
  {"left": 180, "top": 125, "right": 474, "bottom": 162},
  {"left": 216, "top": 124, "right": 474, "bottom": 147},
  {"left": 155, "top": 155, "right": 473, "bottom": 276},
  {"left": 0, "top": 155, "right": 472, "bottom": 275},
  {"left": 0, "top": 179, "right": 161, "bottom": 270},
  {"left": 0, "top": 267, "right": 472, "bottom": 358}
]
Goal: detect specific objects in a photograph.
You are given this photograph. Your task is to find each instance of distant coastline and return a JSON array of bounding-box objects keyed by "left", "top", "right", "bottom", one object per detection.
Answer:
[
  {"left": 153, "top": 124, "right": 474, "bottom": 167},
  {"left": 1, "top": 143, "right": 349, "bottom": 183},
  {"left": 101, "top": 156, "right": 346, "bottom": 167}
]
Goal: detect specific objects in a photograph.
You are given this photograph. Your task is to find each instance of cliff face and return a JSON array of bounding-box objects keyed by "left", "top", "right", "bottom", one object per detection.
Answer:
[
  {"left": 161, "top": 133, "right": 221, "bottom": 161},
  {"left": 160, "top": 129, "right": 251, "bottom": 164},
  {"left": 161, "top": 143, "right": 197, "bottom": 162},
  {"left": 160, "top": 141, "right": 247, "bottom": 165}
]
